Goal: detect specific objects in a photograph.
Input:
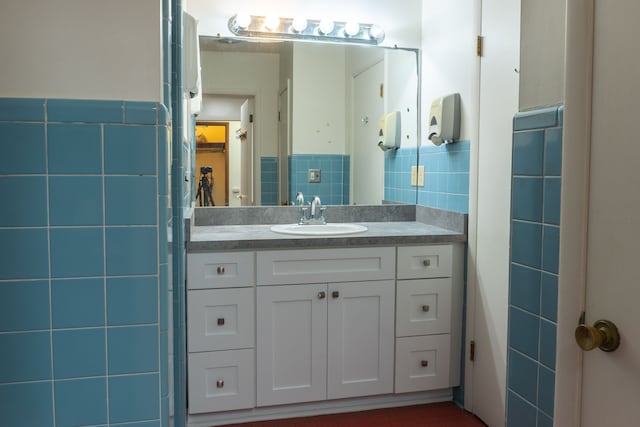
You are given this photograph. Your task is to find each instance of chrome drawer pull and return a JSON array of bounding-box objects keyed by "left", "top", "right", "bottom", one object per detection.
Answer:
[
  {"left": 422, "top": 305, "right": 430, "bottom": 312},
  {"left": 318, "top": 291, "right": 326, "bottom": 300},
  {"left": 422, "top": 259, "right": 431, "bottom": 267},
  {"left": 421, "top": 360, "right": 429, "bottom": 367},
  {"left": 217, "top": 318, "right": 225, "bottom": 326},
  {"left": 217, "top": 266, "right": 225, "bottom": 274},
  {"left": 216, "top": 379, "right": 224, "bottom": 388}
]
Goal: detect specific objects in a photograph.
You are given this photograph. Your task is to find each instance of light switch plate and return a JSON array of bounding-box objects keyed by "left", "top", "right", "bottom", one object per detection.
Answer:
[
  {"left": 410, "top": 166, "right": 417, "bottom": 186},
  {"left": 308, "top": 169, "right": 321, "bottom": 183},
  {"left": 417, "top": 165, "right": 425, "bottom": 187}
]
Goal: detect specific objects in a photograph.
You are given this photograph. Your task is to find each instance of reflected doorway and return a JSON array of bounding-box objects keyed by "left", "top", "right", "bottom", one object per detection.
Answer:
[{"left": 195, "top": 122, "right": 229, "bottom": 206}]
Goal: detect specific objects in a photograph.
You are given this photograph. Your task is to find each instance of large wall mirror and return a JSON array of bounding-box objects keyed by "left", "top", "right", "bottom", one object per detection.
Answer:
[{"left": 196, "top": 37, "right": 419, "bottom": 207}]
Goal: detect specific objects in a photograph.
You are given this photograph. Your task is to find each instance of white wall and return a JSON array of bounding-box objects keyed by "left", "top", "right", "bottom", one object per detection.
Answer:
[
  {"left": 291, "top": 44, "right": 346, "bottom": 155},
  {"left": 385, "top": 49, "right": 419, "bottom": 149},
  {"left": 186, "top": 0, "right": 422, "bottom": 49},
  {"left": 520, "top": 0, "right": 566, "bottom": 110},
  {"left": 228, "top": 121, "right": 243, "bottom": 207},
  {"left": 421, "top": 1, "right": 479, "bottom": 144},
  {"left": 0, "top": 0, "right": 161, "bottom": 101},
  {"left": 200, "top": 50, "right": 280, "bottom": 157}
]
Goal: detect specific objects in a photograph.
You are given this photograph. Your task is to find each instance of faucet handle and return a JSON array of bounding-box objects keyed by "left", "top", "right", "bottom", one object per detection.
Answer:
[{"left": 295, "top": 192, "right": 304, "bottom": 205}]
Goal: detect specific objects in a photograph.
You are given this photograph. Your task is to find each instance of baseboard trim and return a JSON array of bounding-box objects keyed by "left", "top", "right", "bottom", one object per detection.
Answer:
[{"left": 187, "top": 389, "right": 453, "bottom": 427}]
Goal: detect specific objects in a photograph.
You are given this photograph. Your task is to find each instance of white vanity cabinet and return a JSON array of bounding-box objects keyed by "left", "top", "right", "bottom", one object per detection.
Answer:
[
  {"left": 394, "top": 244, "right": 464, "bottom": 393},
  {"left": 186, "top": 251, "right": 256, "bottom": 414},
  {"left": 185, "top": 242, "right": 464, "bottom": 423},
  {"left": 256, "top": 248, "right": 396, "bottom": 406}
]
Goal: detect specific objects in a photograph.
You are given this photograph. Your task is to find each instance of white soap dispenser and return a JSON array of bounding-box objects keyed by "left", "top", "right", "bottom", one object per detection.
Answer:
[{"left": 427, "top": 93, "right": 461, "bottom": 146}]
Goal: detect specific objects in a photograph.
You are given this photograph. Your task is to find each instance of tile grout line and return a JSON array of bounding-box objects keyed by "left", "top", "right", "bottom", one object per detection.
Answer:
[
  {"left": 44, "top": 99, "right": 57, "bottom": 427},
  {"left": 102, "top": 122, "right": 111, "bottom": 427}
]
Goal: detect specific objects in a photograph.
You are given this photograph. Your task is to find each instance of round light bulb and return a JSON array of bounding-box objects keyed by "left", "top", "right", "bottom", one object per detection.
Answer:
[
  {"left": 344, "top": 21, "right": 360, "bottom": 37},
  {"left": 234, "top": 13, "right": 252, "bottom": 30},
  {"left": 291, "top": 16, "right": 308, "bottom": 33},
  {"left": 264, "top": 15, "right": 280, "bottom": 31},
  {"left": 369, "top": 24, "right": 385, "bottom": 42},
  {"left": 318, "top": 19, "right": 335, "bottom": 35}
]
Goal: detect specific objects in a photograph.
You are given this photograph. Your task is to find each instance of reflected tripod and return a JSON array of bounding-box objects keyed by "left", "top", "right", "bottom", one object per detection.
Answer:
[{"left": 196, "top": 166, "right": 215, "bottom": 206}]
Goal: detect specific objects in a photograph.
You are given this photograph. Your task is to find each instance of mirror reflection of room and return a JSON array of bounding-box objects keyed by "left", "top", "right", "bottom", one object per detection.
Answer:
[{"left": 197, "top": 38, "right": 418, "bottom": 207}]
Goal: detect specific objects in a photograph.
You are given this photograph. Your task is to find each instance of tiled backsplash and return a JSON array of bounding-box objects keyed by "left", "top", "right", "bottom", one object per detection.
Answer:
[
  {"left": 0, "top": 98, "right": 170, "bottom": 427},
  {"left": 418, "top": 141, "right": 470, "bottom": 213},
  {"left": 385, "top": 142, "right": 470, "bottom": 213},
  {"left": 507, "top": 105, "right": 563, "bottom": 427},
  {"left": 260, "top": 157, "right": 279, "bottom": 206},
  {"left": 289, "top": 154, "right": 349, "bottom": 206}
]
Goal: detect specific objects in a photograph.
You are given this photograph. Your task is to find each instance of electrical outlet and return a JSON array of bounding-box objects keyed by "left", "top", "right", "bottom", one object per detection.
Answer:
[
  {"left": 417, "top": 165, "right": 425, "bottom": 187},
  {"left": 410, "top": 166, "right": 417, "bottom": 186}
]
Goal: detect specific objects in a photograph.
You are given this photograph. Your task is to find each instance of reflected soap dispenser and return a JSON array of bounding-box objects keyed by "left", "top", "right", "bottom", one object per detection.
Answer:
[
  {"left": 427, "top": 93, "right": 461, "bottom": 146},
  {"left": 377, "top": 111, "right": 401, "bottom": 151}
]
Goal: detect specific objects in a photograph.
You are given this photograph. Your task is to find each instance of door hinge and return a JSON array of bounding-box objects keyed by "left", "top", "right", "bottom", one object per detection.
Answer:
[
  {"left": 470, "top": 340, "right": 476, "bottom": 361},
  {"left": 379, "top": 83, "right": 384, "bottom": 98},
  {"left": 476, "top": 36, "right": 484, "bottom": 57},
  {"left": 249, "top": 114, "right": 254, "bottom": 123},
  {"left": 278, "top": 111, "right": 281, "bottom": 122}
]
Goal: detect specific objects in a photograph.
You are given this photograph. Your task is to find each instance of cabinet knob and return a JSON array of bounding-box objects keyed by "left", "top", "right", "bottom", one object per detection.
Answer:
[
  {"left": 421, "top": 360, "right": 429, "bottom": 367},
  {"left": 422, "top": 259, "right": 431, "bottom": 267},
  {"left": 217, "top": 318, "right": 225, "bottom": 326},
  {"left": 332, "top": 291, "right": 340, "bottom": 299},
  {"left": 318, "top": 291, "right": 326, "bottom": 300},
  {"left": 217, "top": 266, "right": 225, "bottom": 274},
  {"left": 422, "top": 305, "right": 430, "bottom": 312},
  {"left": 216, "top": 379, "right": 224, "bottom": 388}
]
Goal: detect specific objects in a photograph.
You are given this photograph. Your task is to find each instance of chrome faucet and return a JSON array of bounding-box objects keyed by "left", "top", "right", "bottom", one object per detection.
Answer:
[{"left": 296, "top": 193, "right": 326, "bottom": 225}]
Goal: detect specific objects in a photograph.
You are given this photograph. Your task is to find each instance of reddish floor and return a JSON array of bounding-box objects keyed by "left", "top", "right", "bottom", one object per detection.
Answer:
[{"left": 221, "top": 402, "right": 487, "bottom": 427}]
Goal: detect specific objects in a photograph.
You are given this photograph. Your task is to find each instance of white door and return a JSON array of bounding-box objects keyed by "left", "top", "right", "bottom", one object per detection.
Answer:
[
  {"left": 352, "top": 61, "right": 384, "bottom": 205},
  {"left": 557, "top": 1, "right": 640, "bottom": 425},
  {"left": 278, "top": 82, "right": 291, "bottom": 205},
  {"left": 256, "top": 284, "right": 327, "bottom": 406},
  {"left": 326, "top": 280, "right": 395, "bottom": 399},
  {"left": 240, "top": 98, "right": 254, "bottom": 206},
  {"left": 470, "top": 0, "right": 520, "bottom": 425}
]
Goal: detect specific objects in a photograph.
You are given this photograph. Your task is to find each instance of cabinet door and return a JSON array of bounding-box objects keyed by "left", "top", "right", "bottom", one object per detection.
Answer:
[
  {"left": 327, "top": 280, "right": 395, "bottom": 399},
  {"left": 256, "top": 284, "right": 327, "bottom": 406}
]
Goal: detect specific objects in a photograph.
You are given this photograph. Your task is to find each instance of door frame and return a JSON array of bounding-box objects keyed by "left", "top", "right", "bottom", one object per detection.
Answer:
[{"left": 555, "top": 1, "right": 595, "bottom": 425}]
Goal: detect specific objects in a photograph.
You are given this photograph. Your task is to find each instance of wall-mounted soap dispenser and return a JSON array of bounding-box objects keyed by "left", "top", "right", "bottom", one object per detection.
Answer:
[
  {"left": 427, "top": 93, "right": 460, "bottom": 146},
  {"left": 378, "top": 111, "right": 401, "bottom": 151}
]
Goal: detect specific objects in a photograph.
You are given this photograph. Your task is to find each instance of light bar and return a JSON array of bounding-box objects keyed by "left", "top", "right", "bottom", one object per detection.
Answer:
[{"left": 228, "top": 14, "right": 385, "bottom": 45}]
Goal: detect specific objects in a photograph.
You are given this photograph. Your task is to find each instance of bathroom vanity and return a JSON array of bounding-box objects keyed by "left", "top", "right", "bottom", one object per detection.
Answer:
[{"left": 184, "top": 206, "right": 466, "bottom": 426}]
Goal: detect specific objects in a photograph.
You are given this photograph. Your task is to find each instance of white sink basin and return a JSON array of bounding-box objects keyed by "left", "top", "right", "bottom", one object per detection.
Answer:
[{"left": 270, "top": 223, "right": 368, "bottom": 236}]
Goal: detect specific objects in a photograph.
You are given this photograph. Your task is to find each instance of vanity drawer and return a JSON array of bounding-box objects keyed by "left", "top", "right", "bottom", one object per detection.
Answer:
[
  {"left": 395, "top": 335, "right": 451, "bottom": 393},
  {"left": 256, "top": 247, "right": 395, "bottom": 285},
  {"left": 396, "top": 278, "right": 452, "bottom": 337},
  {"left": 188, "top": 251, "right": 255, "bottom": 289},
  {"left": 397, "top": 245, "right": 453, "bottom": 279},
  {"left": 187, "top": 288, "right": 255, "bottom": 352},
  {"left": 188, "top": 349, "right": 255, "bottom": 414}
]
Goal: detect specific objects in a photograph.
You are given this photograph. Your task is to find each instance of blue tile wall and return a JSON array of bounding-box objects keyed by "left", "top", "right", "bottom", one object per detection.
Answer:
[
  {"left": 289, "top": 154, "right": 349, "bottom": 205},
  {"left": 384, "top": 146, "right": 417, "bottom": 204},
  {"left": 415, "top": 140, "right": 470, "bottom": 212},
  {"left": 261, "top": 156, "right": 279, "bottom": 205},
  {"left": 0, "top": 98, "right": 169, "bottom": 427},
  {"left": 507, "top": 105, "right": 562, "bottom": 427}
]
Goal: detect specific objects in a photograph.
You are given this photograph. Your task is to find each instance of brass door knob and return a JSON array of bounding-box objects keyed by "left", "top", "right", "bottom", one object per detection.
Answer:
[{"left": 575, "top": 319, "right": 620, "bottom": 352}]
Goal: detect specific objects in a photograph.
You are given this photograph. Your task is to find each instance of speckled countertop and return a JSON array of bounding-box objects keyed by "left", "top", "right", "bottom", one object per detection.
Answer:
[{"left": 187, "top": 221, "right": 466, "bottom": 251}]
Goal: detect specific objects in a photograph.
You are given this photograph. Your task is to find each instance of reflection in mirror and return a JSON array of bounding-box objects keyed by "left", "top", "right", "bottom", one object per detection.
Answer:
[{"left": 196, "top": 37, "right": 419, "bottom": 207}]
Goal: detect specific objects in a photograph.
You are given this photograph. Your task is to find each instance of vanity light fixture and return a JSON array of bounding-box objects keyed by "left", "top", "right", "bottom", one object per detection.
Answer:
[
  {"left": 263, "top": 15, "right": 281, "bottom": 32},
  {"left": 228, "top": 14, "right": 385, "bottom": 45},
  {"left": 344, "top": 21, "right": 360, "bottom": 37}
]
